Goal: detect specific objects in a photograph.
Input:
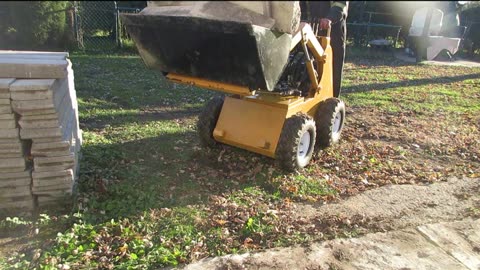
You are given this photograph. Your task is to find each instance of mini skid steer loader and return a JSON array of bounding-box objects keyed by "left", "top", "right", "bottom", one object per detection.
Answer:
[{"left": 121, "top": 2, "right": 346, "bottom": 171}]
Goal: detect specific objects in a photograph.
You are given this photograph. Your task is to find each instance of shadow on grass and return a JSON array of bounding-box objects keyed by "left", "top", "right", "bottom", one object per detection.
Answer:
[
  {"left": 80, "top": 106, "right": 204, "bottom": 131},
  {"left": 343, "top": 72, "right": 480, "bottom": 93},
  {"left": 76, "top": 129, "right": 277, "bottom": 224}
]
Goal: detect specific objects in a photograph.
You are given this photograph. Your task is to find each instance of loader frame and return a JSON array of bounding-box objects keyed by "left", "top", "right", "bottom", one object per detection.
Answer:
[{"left": 166, "top": 23, "right": 336, "bottom": 159}]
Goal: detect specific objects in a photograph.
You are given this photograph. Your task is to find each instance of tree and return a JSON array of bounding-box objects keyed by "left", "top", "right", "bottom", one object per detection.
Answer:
[{"left": 0, "top": 1, "right": 70, "bottom": 50}]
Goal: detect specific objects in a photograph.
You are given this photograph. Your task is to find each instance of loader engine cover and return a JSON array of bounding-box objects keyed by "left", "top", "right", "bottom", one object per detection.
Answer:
[{"left": 121, "top": 1, "right": 299, "bottom": 91}]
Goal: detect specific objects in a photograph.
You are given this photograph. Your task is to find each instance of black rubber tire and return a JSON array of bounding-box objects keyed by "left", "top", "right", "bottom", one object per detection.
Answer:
[
  {"left": 275, "top": 113, "right": 316, "bottom": 172},
  {"left": 197, "top": 96, "right": 224, "bottom": 148},
  {"left": 314, "top": 98, "right": 346, "bottom": 151}
]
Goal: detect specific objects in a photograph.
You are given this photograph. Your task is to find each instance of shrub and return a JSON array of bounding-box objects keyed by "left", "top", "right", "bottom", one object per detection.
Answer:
[{"left": 0, "top": 1, "right": 70, "bottom": 50}]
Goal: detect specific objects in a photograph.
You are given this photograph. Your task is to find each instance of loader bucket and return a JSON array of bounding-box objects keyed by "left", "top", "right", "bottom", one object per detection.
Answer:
[{"left": 120, "top": 10, "right": 293, "bottom": 91}]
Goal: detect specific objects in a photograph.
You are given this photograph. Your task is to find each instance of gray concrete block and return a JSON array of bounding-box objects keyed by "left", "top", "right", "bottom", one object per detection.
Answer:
[
  {"left": 10, "top": 78, "right": 66, "bottom": 101},
  {"left": 20, "top": 127, "right": 62, "bottom": 139},
  {"left": 0, "top": 128, "right": 19, "bottom": 138},
  {"left": 34, "top": 155, "right": 75, "bottom": 171},
  {"left": 0, "top": 58, "right": 68, "bottom": 79},
  {"left": 1, "top": 153, "right": 24, "bottom": 158},
  {"left": 0, "top": 167, "right": 27, "bottom": 173},
  {"left": 18, "top": 119, "right": 59, "bottom": 129},
  {"left": 0, "top": 113, "right": 14, "bottom": 120},
  {"left": 0, "top": 119, "right": 16, "bottom": 129},
  {"left": 53, "top": 78, "right": 68, "bottom": 107},
  {"left": 32, "top": 137, "right": 63, "bottom": 143},
  {"left": 20, "top": 109, "right": 57, "bottom": 116},
  {"left": 0, "top": 105, "right": 12, "bottom": 114},
  {"left": 32, "top": 186, "right": 72, "bottom": 196},
  {"left": 0, "top": 186, "right": 31, "bottom": 198},
  {"left": 0, "top": 98, "right": 10, "bottom": 105},
  {"left": 0, "top": 51, "right": 68, "bottom": 59},
  {"left": 0, "top": 170, "right": 31, "bottom": 179},
  {"left": 20, "top": 113, "right": 58, "bottom": 121},
  {"left": 0, "top": 157, "right": 26, "bottom": 169},
  {"left": 32, "top": 145, "right": 72, "bottom": 158},
  {"left": 0, "top": 93, "right": 10, "bottom": 99},
  {"left": 0, "top": 78, "right": 15, "bottom": 92},
  {"left": 0, "top": 199, "right": 34, "bottom": 210},
  {"left": 0, "top": 177, "right": 31, "bottom": 188},
  {"left": 33, "top": 177, "right": 73, "bottom": 188},
  {"left": 12, "top": 99, "right": 55, "bottom": 113},
  {"left": 32, "top": 140, "right": 70, "bottom": 151},
  {"left": 34, "top": 165, "right": 74, "bottom": 172},
  {"left": 11, "top": 91, "right": 52, "bottom": 101},
  {"left": 32, "top": 169, "right": 73, "bottom": 179},
  {"left": 31, "top": 140, "right": 72, "bottom": 157},
  {"left": 0, "top": 142, "right": 22, "bottom": 154},
  {"left": 34, "top": 154, "right": 74, "bottom": 166},
  {"left": 0, "top": 138, "right": 21, "bottom": 144},
  {"left": 0, "top": 142, "right": 22, "bottom": 150},
  {"left": 9, "top": 79, "right": 56, "bottom": 92}
]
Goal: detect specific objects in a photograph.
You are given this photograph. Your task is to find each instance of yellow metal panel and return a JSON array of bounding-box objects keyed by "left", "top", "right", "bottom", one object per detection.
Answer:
[
  {"left": 166, "top": 73, "right": 253, "bottom": 96},
  {"left": 214, "top": 97, "right": 288, "bottom": 157}
]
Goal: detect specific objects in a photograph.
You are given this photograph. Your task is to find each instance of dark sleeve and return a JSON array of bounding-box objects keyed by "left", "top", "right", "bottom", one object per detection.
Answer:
[{"left": 326, "top": 1, "right": 348, "bottom": 24}]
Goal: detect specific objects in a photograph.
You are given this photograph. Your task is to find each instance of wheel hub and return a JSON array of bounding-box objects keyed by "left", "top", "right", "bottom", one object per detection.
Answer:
[
  {"left": 297, "top": 130, "right": 311, "bottom": 162},
  {"left": 333, "top": 113, "right": 343, "bottom": 135}
]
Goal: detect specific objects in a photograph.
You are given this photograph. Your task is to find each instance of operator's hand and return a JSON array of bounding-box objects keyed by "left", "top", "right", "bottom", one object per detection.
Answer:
[{"left": 319, "top": 18, "right": 332, "bottom": 30}]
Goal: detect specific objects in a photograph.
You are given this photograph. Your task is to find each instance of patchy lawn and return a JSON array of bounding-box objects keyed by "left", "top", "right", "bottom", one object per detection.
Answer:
[{"left": 1, "top": 50, "right": 479, "bottom": 269}]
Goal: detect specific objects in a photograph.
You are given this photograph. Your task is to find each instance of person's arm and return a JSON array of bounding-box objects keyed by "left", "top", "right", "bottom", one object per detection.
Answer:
[{"left": 320, "top": 1, "right": 348, "bottom": 29}]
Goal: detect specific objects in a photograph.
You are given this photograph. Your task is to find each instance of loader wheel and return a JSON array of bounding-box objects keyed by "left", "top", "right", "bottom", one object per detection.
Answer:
[
  {"left": 197, "top": 96, "right": 224, "bottom": 148},
  {"left": 314, "top": 98, "right": 345, "bottom": 151},
  {"left": 276, "top": 113, "right": 316, "bottom": 172}
]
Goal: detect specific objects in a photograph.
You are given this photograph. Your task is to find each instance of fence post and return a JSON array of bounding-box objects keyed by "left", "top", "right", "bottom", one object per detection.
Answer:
[
  {"left": 72, "top": 1, "right": 82, "bottom": 49},
  {"left": 114, "top": 1, "right": 121, "bottom": 48}
]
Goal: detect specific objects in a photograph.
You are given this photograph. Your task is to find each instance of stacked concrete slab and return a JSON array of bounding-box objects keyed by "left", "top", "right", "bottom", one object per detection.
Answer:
[
  {"left": 0, "top": 51, "right": 82, "bottom": 213},
  {"left": 0, "top": 78, "right": 33, "bottom": 213}
]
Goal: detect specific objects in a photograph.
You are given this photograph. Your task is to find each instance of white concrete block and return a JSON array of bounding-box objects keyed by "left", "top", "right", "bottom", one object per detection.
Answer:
[{"left": 20, "top": 127, "right": 62, "bottom": 139}]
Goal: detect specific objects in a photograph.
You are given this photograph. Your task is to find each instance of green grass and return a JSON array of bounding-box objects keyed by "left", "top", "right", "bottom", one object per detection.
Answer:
[{"left": 1, "top": 48, "right": 480, "bottom": 269}]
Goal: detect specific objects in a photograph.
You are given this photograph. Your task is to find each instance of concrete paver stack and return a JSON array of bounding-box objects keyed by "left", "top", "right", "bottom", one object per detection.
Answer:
[{"left": 0, "top": 51, "right": 82, "bottom": 215}]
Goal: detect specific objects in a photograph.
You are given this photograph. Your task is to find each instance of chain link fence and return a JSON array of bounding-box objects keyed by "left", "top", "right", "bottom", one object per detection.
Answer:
[{"left": 72, "top": 1, "right": 142, "bottom": 53}]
